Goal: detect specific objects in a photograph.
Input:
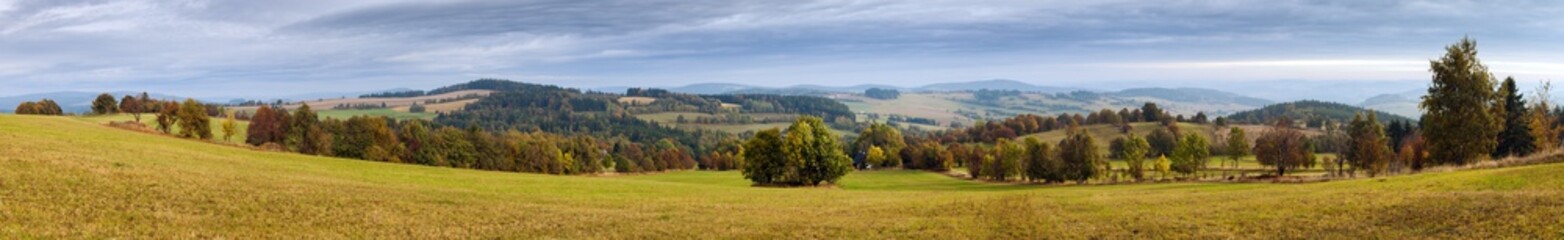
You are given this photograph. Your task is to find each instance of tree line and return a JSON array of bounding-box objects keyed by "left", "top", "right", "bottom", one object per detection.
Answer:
[
  {"left": 13, "top": 99, "right": 64, "bottom": 115},
  {"left": 241, "top": 104, "right": 710, "bottom": 175}
]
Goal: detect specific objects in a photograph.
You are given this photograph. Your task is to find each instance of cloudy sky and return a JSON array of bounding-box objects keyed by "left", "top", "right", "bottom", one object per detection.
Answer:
[{"left": 3, "top": 0, "right": 1564, "bottom": 98}]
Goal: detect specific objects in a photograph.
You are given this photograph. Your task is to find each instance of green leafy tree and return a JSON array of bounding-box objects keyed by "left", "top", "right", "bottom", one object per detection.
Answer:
[
  {"left": 1170, "top": 134, "right": 1210, "bottom": 176},
  {"left": 1057, "top": 129, "right": 1100, "bottom": 184},
  {"left": 176, "top": 99, "right": 211, "bottom": 139},
  {"left": 851, "top": 123, "right": 905, "bottom": 169},
  {"left": 399, "top": 120, "right": 438, "bottom": 166},
  {"left": 1120, "top": 135, "right": 1151, "bottom": 181},
  {"left": 1421, "top": 37, "right": 1502, "bottom": 165},
  {"left": 1147, "top": 127, "right": 1178, "bottom": 157},
  {"left": 1141, "top": 102, "right": 1163, "bottom": 122},
  {"left": 91, "top": 93, "right": 118, "bottom": 115},
  {"left": 1347, "top": 112, "right": 1394, "bottom": 177},
  {"left": 742, "top": 128, "right": 787, "bottom": 185},
  {"left": 1493, "top": 77, "right": 1535, "bottom": 158},
  {"left": 408, "top": 103, "right": 426, "bottom": 113},
  {"left": 985, "top": 139, "right": 1023, "bottom": 181},
  {"left": 1021, "top": 137, "right": 1054, "bottom": 183},
  {"left": 289, "top": 104, "right": 328, "bottom": 155},
  {"left": 1226, "top": 127, "right": 1250, "bottom": 171},
  {"left": 433, "top": 126, "right": 472, "bottom": 168},
  {"left": 783, "top": 117, "right": 852, "bottom": 186}
]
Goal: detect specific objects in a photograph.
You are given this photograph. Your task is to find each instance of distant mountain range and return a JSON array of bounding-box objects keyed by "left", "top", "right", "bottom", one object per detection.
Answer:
[
  {"left": 609, "top": 79, "right": 1089, "bottom": 95},
  {"left": 1358, "top": 89, "right": 1425, "bottom": 118},
  {"left": 0, "top": 88, "right": 419, "bottom": 114},
  {"left": 1107, "top": 87, "right": 1275, "bottom": 106},
  {"left": 0, "top": 91, "right": 186, "bottom": 114}
]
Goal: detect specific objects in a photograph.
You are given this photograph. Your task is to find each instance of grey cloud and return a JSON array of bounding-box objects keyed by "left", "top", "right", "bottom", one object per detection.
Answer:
[{"left": 3, "top": 0, "right": 1564, "bottom": 98}]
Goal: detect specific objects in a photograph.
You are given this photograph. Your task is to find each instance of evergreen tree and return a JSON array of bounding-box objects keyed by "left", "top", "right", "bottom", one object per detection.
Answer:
[
  {"left": 1494, "top": 77, "right": 1536, "bottom": 158},
  {"left": 1420, "top": 37, "right": 1502, "bottom": 165}
]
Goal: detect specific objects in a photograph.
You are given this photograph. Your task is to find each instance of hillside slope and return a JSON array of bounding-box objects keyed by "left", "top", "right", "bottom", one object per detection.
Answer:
[
  {"left": 1227, "top": 100, "right": 1415, "bottom": 126},
  {"left": 2, "top": 115, "right": 1562, "bottom": 238}
]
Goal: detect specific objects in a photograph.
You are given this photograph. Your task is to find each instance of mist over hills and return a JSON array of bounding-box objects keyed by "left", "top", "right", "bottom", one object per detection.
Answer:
[
  {"left": 629, "top": 79, "right": 1433, "bottom": 118},
  {"left": 5, "top": 77, "right": 1435, "bottom": 119}
]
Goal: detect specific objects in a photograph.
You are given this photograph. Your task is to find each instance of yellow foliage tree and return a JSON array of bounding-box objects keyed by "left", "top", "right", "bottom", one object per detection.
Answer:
[
  {"left": 1154, "top": 155, "right": 1171, "bottom": 180},
  {"left": 865, "top": 146, "right": 886, "bottom": 169},
  {"left": 221, "top": 111, "right": 238, "bottom": 142},
  {"left": 1529, "top": 81, "right": 1560, "bottom": 151}
]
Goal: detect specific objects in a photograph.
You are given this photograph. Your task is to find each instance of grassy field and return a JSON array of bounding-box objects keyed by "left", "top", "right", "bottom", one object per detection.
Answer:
[
  {"left": 317, "top": 109, "right": 438, "bottom": 121},
  {"left": 75, "top": 113, "right": 251, "bottom": 145},
  {"left": 3, "top": 114, "right": 1563, "bottom": 238}
]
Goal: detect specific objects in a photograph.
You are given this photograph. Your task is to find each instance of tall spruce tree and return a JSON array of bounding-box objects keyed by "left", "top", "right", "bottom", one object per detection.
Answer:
[
  {"left": 1420, "top": 37, "right": 1502, "bottom": 165},
  {"left": 1494, "top": 77, "right": 1535, "bottom": 158}
]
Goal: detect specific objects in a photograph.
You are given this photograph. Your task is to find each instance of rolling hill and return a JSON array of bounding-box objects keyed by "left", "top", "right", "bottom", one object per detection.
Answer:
[
  {"left": 843, "top": 91, "right": 1270, "bottom": 129},
  {"left": 3, "top": 114, "right": 1562, "bottom": 238},
  {"left": 912, "top": 79, "right": 1081, "bottom": 93},
  {"left": 1359, "top": 89, "right": 1425, "bottom": 118},
  {"left": 1227, "top": 100, "right": 1416, "bottom": 126},
  {"left": 648, "top": 81, "right": 1274, "bottom": 129}
]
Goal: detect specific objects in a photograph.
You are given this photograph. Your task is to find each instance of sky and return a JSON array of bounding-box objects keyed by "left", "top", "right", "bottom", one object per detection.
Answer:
[{"left": 3, "top": 0, "right": 1564, "bottom": 98}]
